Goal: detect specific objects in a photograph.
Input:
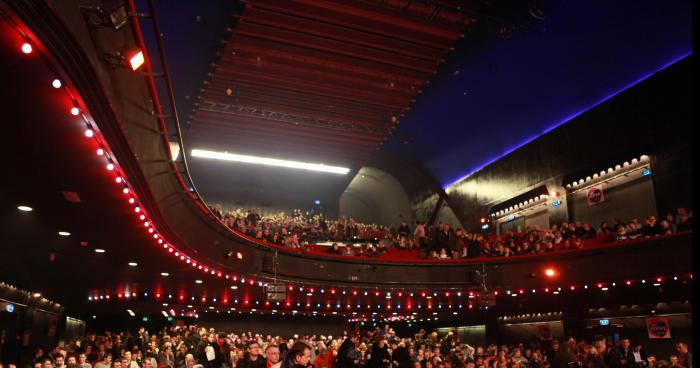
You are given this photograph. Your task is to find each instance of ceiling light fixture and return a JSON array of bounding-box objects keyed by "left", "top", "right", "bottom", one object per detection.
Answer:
[
  {"left": 94, "top": 249, "right": 106, "bottom": 253},
  {"left": 17, "top": 205, "right": 33, "bottom": 212},
  {"left": 127, "top": 309, "right": 135, "bottom": 316},
  {"left": 161, "top": 272, "right": 169, "bottom": 276},
  {"left": 58, "top": 231, "right": 70, "bottom": 236},
  {"left": 191, "top": 149, "right": 350, "bottom": 175},
  {"left": 195, "top": 280, "right": 203, "bottom": 284},
  {"left": 128, "top": 262, "right": 138, "bottom": 267}
]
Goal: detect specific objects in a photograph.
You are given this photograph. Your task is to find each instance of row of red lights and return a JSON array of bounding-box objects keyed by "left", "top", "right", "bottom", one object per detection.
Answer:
[
  {"left": 86, "top": 273, "right": 691, "bottom": 312},
  {"left": 15, "top": 36, "right": 263, "bottom": 287}
]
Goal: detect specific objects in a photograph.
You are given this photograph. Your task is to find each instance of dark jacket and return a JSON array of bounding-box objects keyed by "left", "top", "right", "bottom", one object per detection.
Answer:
[
  {"left": 337, "top": 339, "right": 357, "bottom": 368},
  {"left": 368, "top": 344, "right": 391, "bottom": 368},
  {"left": 236, "top": 355, "right": 267, "bottom": 368},
  {"left": 391, "top": 346, "right": 411, "bottom": 368}
]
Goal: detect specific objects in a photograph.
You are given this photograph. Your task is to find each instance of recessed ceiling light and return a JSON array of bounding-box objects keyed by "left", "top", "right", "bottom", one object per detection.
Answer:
[
  {"left": 17, "top": 205, "right": 33, "bottom": 212},
  {"left": 94, "top": 249, "right": 105, "bottom": 253},
  {"left": 161, "top": 272, "right": 169, "bottom": 276},
  {"left": 230, "top": 286, "right": 238, "bottom": 290},
  {"left": 128, "top": 262, "right": 138, "bottom": 267},
  {"left": 33, "top": 293, "right": 41, "bottom": 298},
  {"left": 58, "top": 231, "right": 71, "bottom": 236},
  {"left": 127, "top": 309, "right": 135, "bottom": 316},
  {"left": 195, "top": 280, "right": 203, "bottom": 284}
]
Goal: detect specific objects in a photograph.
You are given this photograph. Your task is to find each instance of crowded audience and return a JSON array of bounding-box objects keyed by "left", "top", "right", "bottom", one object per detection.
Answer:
[
  {"left": 208, "top": 205, "right": 692, "bottom": 261},
  {"left": 6, "top": 325, "right": 691, "bottom": 368}
]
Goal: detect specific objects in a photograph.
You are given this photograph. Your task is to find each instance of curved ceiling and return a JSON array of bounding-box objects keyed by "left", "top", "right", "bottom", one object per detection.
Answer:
[
  {"left": 379, "top": 0, "right": 692, "bottom": 187},
  {"left": 145, "top": 0, "right": 692, "bottom": 190}
]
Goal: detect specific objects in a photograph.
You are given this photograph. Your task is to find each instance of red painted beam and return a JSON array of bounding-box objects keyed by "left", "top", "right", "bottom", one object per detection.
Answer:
[
  {"left": 226, "top": 36, "right": 428, "bottom": 85},
  {"left": 202, "top": 85, "right": 395, "bottom": 124},
  {"left": 192, "top": 110, "right": 388, "bottom": 143},
  {"left": 234, "top": 22, "right": 438, "bottom": 73},
  {"left": 237, "top": 7, "right": 446, "bottom": 62},
  {"left": 217, "top": 52, "right": 418, "bottom": 95},
  {"left": 201, "top": 89, "right": 393, "bottom": 128},
  {"left": 210, "top": 67, "right": 411, "bottom": 109},
  {"left": 247, "top": 0, "right": 461, "bottom": 48}
]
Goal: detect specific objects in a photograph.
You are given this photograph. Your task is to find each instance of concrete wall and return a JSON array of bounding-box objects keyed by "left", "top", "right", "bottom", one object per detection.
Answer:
[{"left": 339, "top": 167, "right": 413, "bottom": 226}]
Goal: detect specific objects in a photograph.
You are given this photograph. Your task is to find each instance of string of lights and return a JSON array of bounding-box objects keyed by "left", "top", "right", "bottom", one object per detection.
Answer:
[
  {"left": 7, "top": 23, "right": 266, "bottom": 287},
  {"left": 86, "top": 274, "right": 691, "bottom": 314}
]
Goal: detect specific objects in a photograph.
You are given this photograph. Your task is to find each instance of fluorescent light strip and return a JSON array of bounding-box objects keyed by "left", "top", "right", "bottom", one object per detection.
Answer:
[{"left": 191, "top": 149, "right": 350, "bottom": 175}]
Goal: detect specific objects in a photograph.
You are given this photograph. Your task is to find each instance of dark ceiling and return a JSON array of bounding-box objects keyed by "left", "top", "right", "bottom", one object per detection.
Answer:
[
  {"left": 185, "top": 0, "right": 486, "bottom": 167},
  {"left": 141, "top": 0, "right": 692, "bottom": 197}
]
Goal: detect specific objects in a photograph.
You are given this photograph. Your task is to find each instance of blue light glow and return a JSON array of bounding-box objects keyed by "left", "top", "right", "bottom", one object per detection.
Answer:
[
  {"left": 314, "top": 199, "right": 321, "bottom": 205},
  {"left": 443, "top": 52, "right": 691, "bottom": 189},
  {"left": 642, "top": 169, "right": 651, "bottom": 176},
  {"left": 599, "top": 319, "right": 610, "bottom": 326},
  {"left": 551, "top": 200, "right": 561, "bottom": 207}
]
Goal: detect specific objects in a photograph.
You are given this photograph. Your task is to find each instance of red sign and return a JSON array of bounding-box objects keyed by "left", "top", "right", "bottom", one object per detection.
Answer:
[
  {"left": 646, "top": 317, "right": 671, "bottom": 338},
  {"left": 538, "top": 324, "right": 553, "bottom": 340},
  {"left": 587, "top": 185, "right": 605, "bottom": 205}
]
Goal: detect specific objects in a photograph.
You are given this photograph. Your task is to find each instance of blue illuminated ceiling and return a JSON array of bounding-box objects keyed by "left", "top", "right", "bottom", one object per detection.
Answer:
[
  {"left": 145, "top": 0, "right": 692, "bottom": 193},
  {"left": 378, "top": 0, "right": 692, "bottom": 188}
]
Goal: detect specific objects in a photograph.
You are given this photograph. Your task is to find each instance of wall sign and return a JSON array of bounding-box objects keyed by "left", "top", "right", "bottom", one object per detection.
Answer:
[
  {"left": 646, "top": 316, "right": 671, "bottom": 338},
  {"left": 587, "top": 185, "right": 605, "bottom": 205}
]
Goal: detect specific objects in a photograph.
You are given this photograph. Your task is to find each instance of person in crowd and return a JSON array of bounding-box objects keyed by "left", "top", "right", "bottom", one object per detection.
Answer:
[
  {"left": 674, "top": 341, "right": 691, "bottom": 368},
  {"left": 609, "top": 338, "right": 635, "bottom": 368},
  {"left": 391, "top": 340, "right": 411, "bottom": 368},
  {"left": 642, "top": 216, "right": 660, "bottom": 237},
  {"left": 283, "top": 342, "right": 312, "bottom": 368},
  {"left": 369, "top": 339, "right": 392, "bottom": 368},
  {"left": 56, "top": 355, "right": 68, "bottom": 368},
  {"left": 326, "top": 243, "right": 341, "bottom": 254},
  {"left": 96, "top": 354, "right": 113, "bottom": 368},
  {"left": 236, "top": 341, "right": 265, "bottom": 368},
  {"left": 265, "top": 345, "right": 281, "bottom": 368}
]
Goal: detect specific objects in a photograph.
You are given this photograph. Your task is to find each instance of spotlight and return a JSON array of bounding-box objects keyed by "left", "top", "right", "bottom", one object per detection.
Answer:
[
  {"left": 544, "top": 268, "right": 556, "bottom": 277},
  {"left": 85, "top": 129, "right": 94, "bottom": 137},
  {"left": 71, "top": 107, "right": 80, "bottom": 116},
  {"left": 236, "top": 252, "right": 243, "bottom": 260},
  {"left": 96, "top": 148, "right": 104, "bottom": 156},
  {"left": 129, "top": 51, "right": 145, "bottom": 71},
  {"left": 52, "top": 79, "right": 62, "bottom": 88},
  {"left": 17, "top": 205, "right": 33, "bottom": 212}
]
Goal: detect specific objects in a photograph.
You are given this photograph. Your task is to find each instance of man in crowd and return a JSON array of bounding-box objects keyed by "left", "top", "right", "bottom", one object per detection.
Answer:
[
  {"left": 236, "top": 341, "right": 265, "bottom": 368},
  {"left": 675, "top": 341, "right": 692, "bottom": 368},
  {"left": 337, "top": 334, "right": 360, "bottom": 368},
  {"left": 265, "top": 345, "right": 281, "bottom": 368}
]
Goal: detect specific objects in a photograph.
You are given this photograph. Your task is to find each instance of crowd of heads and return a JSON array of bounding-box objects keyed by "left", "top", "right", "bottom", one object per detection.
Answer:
[
  {"left": 5, "top": 325, "right": 691, "bottom": 368},
  {"left": 209, "top": 206, "right": 385, "bottom": 250},
  {"left": 208, "top": 205, "right": 692, "bottom": 260}
]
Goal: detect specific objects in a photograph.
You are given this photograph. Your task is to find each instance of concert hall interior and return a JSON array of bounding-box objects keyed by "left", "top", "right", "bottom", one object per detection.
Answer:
[{"left": 0, "top": 2, "right": 693, "bottom": 368}]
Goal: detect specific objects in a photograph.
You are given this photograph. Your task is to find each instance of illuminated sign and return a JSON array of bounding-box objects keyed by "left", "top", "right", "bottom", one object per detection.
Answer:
[
  {"left": 551, "top": 200, "right": 561, "bottom": 206},
  {"left": 506, "top": 215, "right": 515, "bottom": 221},
  {"left": 599, "top": 319, "right": 610, "bottom": 326},
  {"left": 314, "top": 199, "right": 321, "bottom": 205},
  {"left": 642, "top": 168, "right": 651, "bottom": 176}
]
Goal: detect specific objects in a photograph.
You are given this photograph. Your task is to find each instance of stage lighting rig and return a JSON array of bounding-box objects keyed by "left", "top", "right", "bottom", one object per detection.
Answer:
[{"left": 80, "top": 0, "right": 129, "bottom": 31}]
